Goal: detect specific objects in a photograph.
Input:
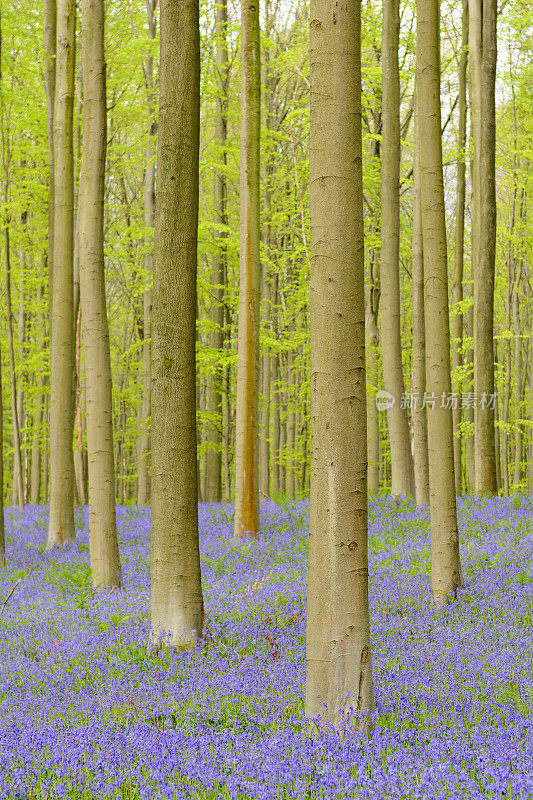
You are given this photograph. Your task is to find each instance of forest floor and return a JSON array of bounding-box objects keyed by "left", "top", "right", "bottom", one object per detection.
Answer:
[{"left": 0, "top": 496, "right": 532, "bottom": 798}]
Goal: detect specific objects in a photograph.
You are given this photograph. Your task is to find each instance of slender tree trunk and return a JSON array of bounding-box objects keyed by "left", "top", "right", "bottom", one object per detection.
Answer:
[
  {"left": 411, "top": 94, "right": 430, "bottom": 506},
  {"left": 380, "top": 0, "right": 414, "bottom": 498},
  {"left": 0, "top": 341, "right": 4, "bottom": 564},
  {"left": 259, "top": 1, "right": 273, "bottom": 499},
  {"left": 417, "top": 0, "right": 462, "bottom": 603},
  {"left": 465, "top": 283, "right": 475, "bottom": 491},
  {"left": 4, "top": 228, "right": 24, "bottom": 509},
  {"left": 30, "top": 277, "right": 47, "bottom": 504},
  {"left": 271, "top": 273, "right": 280, "bottom": 497},
  {"left": 512, "top": 261, "right": 522, "bottom": 489},
  {"left": 204, "top": 0, "right": 228, "bottom": 503},
  {"left": 16, "top": 214, "right": 28, "bottom": 505},
  {"left": 79, "top": 0, "right": 122, "bottom": 586},
  {"left": 44, "top": 0, "right": 56, "bottom": 320},
  {"left": 306, "top": 0, "right": 374, "bottom": 729},
  {"left": 47, "top": 0, "right": 76, "bottom": 547},
  {"left": 234, "top": 0, "right": 261, "bottom": 536},
  {"left": 137, "top": 0, "right": 157, "bottom": 507},
  {"left": 470, "top": 0, "right": 497, "bottom": 494},
  {"left": 151, "top": 0, "right": 205, "bottom": 647},
  {"left": 452, "top": 0, "right": 468, "bottom": 497}
]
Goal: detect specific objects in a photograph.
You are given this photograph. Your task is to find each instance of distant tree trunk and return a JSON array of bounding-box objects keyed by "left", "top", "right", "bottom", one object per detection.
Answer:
[
  {"left": 452, "top": 0, "right": 468, "bottom": 497},
  {"left": 417, "top": 0, "right": 462, "bottom": 603},
  {"left": 234, "top": 0, "right": 261, "bottom": 537},
  {"left": 79, "top": 0, "right": 122, "bottom": 587},
  {"left": 73, "top": 304, "right": 87, "bottom": 506},
  {"left": 3, "top": 226, "right": 24, "bottom": 510},
  {"left": 470, "top": 0, "right": 497, "bottom": 495},
  {"left": 151, "top": 0, "right": 205, "bottom": 647},
  {"left": 259, "top": 0, "right": 273, "bottom": 500},
  {"left": 512, "top": 259, "right": 522, "bottom": 489},
  {"left": 271, "top": 273, "right": 280, "bottom": 497},
  {"left": 0, "top": 341, "right": 4, "bottom": 563},
  {"left": 47, "top": 0, "right": 76, "bottom": 547},
  {"left": 137, "top": 0, "right": 157, "bottom": 507},
  {"left": 44, "top": 0, "right": 56, "bottom": 318},
  {"left": 465, "top": 283, "right": 475, "bottom": 491},
  {"left": 30, "top": 276, "right": 47, "bottom": 504},
  {"left": 411, "top": 94, "right": 429, "bottom": 506},
  {"left": 306, "top": 0, "right": 374, "bottom": 729},
  {"left": 380, "top": 0, "right": 414, "bottom": 498},
  {"left": 204, "top": 0, "right": 228, "bottom": 503},
  {"left": 366, "top": 106, "right": 381, "bottom": 495}
]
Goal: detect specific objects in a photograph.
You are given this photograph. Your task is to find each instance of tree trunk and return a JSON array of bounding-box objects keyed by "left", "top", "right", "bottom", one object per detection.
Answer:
[
  {"left": 306, "top": 0, "right": 374, "bottom": 729},
  {"left": 137, "top": 0, "right": 157, "bottom": 507},
  {"left": 470, "top": 0, "right": 497, "bottom": 494},
  {"left": 0, "top": 341, "right": 4, "bottom": 564},
  {"left": 380, "top": 0, "right": 414, "bottom": 498},
  {"left": 3, "top": 226, "right": 24, "bottom": 510},
  {"left": 512, "top": 260, "right": 522, "bottom": 489},
  {"left": 30, "top": 277, "right": 47, "bottom": 504},
  {"left": 411, "top": 93, "right": 430, "bottom": 506},
  {"left": 416, "top": 0, "right": 462, "bottom": 603},
  {"left": 44, "top": 0, "right": 56, "bottom": 321},
  {"left": 151, "top": 0, "right": 205, "bottom": 647},
  {"left": 452, "top": 0, "right": 468, "bottom": 497},
  {"left": 234, "top": 0, "right": 261, "bottom": 537},
  {"left": 47, "top": 0, "right": 76, "bottom": 547},
  {"left": 79, "top": 0, "right": 122, "bottom": 586},
  {"left": 204, "top": 0, "right": 228, "bottom": 503}
]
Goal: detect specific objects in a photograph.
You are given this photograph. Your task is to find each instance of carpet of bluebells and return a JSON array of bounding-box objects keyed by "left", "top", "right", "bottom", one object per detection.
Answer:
[{"left": 1, "top": 496, "right": 533, "bottom": 798}]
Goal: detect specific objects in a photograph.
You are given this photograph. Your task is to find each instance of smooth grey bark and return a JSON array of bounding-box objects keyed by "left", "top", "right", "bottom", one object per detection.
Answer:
[
  {"left": 306, "top": 0, "right": 374, "bottom": 729},
  {"left": 47, "top": 0, "right": 76, "bottom": 547},
  {"left": 79, "top": 0, "right": 122, "bottom": 588},
  {"left": 204, "top": 0, "right": 228, "bottom": 502},
  {"left": 234, "top": 0, "right": 261, "bottom": 537},
  {"left": 411, "top": 93, "right": 430, "bottom": 507},
  {"left": 416, "top": 0, "right": 462, "bottom": 603},
  {"left": 151, "top": 0, "right": 205, "bottom": 647},
  {"left": 470, "top": 0, "right": 497, "bottom": 494},
  {"left": 137, "top": 0, "right": 157, "bottom": 507},
  {"left": 380, "top": 0, "right": 415, "bottom": 498},
  {"left": 452, "top": 0, "right": 468, "bottom": 496}
]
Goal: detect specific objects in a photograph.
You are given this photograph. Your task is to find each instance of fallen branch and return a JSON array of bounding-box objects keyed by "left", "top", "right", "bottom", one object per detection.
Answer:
[{"left": 0, "top": 579, "right": 21, "bottom": 614}]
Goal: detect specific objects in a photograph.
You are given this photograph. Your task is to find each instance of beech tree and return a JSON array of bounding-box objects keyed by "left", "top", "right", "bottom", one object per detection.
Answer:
[
  {"left": 380, "top": 0, "right": 414, "bottom": 498},
  {"left": 150, "top": 0, "right": 205, "bottom": 647},
  {"left": 233, "top": 0, "right": 261, "bottom": 536},
  {"left": 416, "top": 0, "right": 462, "bottom": 602},
  {"left": 47, "top": 0, "right": 76, "bottom": 547},
  {"left": 470, "top": 0, "right": 498, "bottom": 495},
  {"left": 79, "top": 0, "right": 122, "bottom": 588},
  {"left": 306, "top": 0, "right": 374, "bottom": 728}
]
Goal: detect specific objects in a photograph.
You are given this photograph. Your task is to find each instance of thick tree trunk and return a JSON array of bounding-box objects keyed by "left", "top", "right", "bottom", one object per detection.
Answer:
[
  {"left": 470, "top": 0, "right": 497, "bottom": 494},
  {"left": 306, "top": 0, "right": 374, "bottom": 729},
  {"left": 151, "top": 0, "right": 205, "bottom": 647},
  {"left": 204, "top": 0, "right": 228, "bottom": 503},
  {"left": 47, "top": 0, "right": 76, "bottom": 547},
  {"left": 380, "top": 0, "right": 414, "bottom": 498},
  {"left": 452, "top": 0, "right": 468, "bottom": 497},
  {"left": 411, "top": 96, "right": 430, "bottom": 507},
  {"left": 416, "top": 0, "right": 462, "bottom": 603},
  {"left": 137, "top": 0, "right": 157, "bottom": 507},
  {"left": 234, "top": 0, "right": 261, "bottom": 537},
  {"left": 79, "top": 0, "right": 122, "bottom": 587}
]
